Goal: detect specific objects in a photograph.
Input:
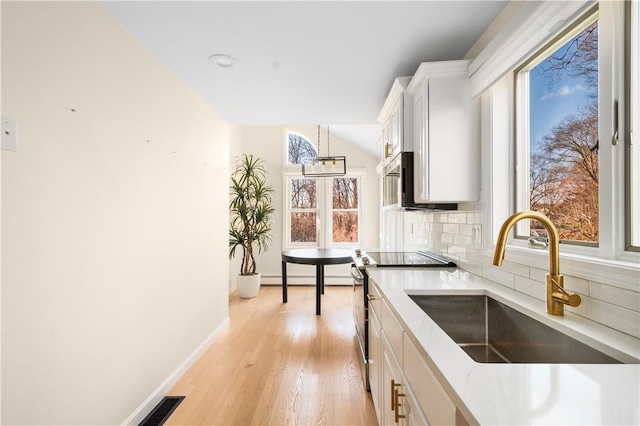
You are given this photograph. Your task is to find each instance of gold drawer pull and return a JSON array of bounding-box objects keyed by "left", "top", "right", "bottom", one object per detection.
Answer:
[
  {"left": 391, "top": 379, "right": 401, "bottom": 410},
  {"left": 394, "top": 387, "right": 406, "bottom": 423}
]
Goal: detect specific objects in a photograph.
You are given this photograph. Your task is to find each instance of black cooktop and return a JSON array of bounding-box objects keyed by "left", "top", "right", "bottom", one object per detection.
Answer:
[{"left": 366, "top": 251, "right": 456, "bottom": 267}]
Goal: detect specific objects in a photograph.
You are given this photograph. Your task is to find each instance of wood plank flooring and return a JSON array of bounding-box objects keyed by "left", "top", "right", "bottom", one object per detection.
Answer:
[{"left": 166, "top": 286, "right": 378, "bottom": 425}]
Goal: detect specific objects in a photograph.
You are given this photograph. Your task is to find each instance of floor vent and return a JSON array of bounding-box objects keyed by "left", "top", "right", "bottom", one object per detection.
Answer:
[{"left": 138, "top": 396, "right": 185, "bottom": 426}]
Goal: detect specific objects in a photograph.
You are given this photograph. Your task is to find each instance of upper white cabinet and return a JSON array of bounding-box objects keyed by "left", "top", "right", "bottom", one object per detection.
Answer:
[
  {"left": 378, "top": 77, "right": 413, "bottom": 163},
  {"left": 407, "top": 60, "right": 480, "bottom": 203}
]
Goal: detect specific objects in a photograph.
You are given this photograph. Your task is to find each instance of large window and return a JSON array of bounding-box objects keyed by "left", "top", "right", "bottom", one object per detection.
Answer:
[
  {"left": 516, "top": 11, "right": 599, "bottom": 245},
  {"left": 285, "top": 175, "right": 362, "bottom": 247},
  {"left": 284, "top": 131, "right": 361, "bottom": 248},
  {"left": 484, "top": 1, "right": 639, "bottom": 276}
]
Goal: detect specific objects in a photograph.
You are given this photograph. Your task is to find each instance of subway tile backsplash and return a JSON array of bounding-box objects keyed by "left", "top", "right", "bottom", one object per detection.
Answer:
[{"left": 404, "top": 209, "right": 640, "bottom": 339}]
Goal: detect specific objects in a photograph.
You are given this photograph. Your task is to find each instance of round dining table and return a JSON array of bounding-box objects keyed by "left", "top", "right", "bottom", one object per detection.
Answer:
[{"left": 281, "top": 248, "right": 354, "bottom": 315}]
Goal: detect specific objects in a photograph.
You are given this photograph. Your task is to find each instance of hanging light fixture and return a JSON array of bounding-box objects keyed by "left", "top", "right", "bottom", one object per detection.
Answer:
[{"left": 302, "top": 125, "right": 347, "bottom": 177}]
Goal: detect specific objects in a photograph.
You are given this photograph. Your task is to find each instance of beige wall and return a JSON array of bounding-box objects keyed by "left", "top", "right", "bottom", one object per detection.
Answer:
[
  {"left": 1, "top": 2, "right": 230, "bottom": 424},
  {"left": 234, "top": 125, "right": 380, "bottom": 283}
]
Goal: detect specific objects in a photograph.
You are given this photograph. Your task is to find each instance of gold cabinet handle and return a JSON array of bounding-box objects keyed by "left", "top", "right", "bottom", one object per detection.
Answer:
[
  {"left": 367, "top": 294, "right": 379, "bottom": 301},
  {"left": 384, "top": 143, "right": 392, "bottom": 158},
  {"left": 394, "top": 387, "right": 406, "bottom": 423},
  {"left": 391, "top": 379, "right": 401, "bottom": 411}
]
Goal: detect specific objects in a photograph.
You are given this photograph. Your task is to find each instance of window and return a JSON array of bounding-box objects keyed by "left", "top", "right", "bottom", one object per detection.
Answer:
[
  {"left": 516, "top": 11, "right": 599, "bottom": 246},
  {"left": 482, "top": 1, "right": 639, "bottom": 284},
  {"left": 290, "top": 178, "right": 318, "bottom": 244},
  {"left": 331, "top": 177, "right": 359, "bottom": 243},
  {"left": 284, "top": 130, "right": 362, "bottom": 248},
  {"left": 285, "top": 175, "right": 363, "bottom": 248},
  {"left": 627, "top": 0, "right": 640, "bottom": 250},
  {"left": 287, "top": 131, "right": 317, "bottom": 165}
]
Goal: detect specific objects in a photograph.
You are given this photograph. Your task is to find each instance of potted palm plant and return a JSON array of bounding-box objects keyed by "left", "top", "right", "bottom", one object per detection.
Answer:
[{"left": 229, "top": 154, "right": 275, "bottom": 298}]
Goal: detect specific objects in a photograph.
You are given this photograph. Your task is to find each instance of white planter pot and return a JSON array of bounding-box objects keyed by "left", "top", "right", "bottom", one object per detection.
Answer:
[{"left": 237, "top": 273, "right": 261, "bottom": 298}]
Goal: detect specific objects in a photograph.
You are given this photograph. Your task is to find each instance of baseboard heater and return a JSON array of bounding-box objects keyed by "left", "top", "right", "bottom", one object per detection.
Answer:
[{"left": 139, "top": 396, "right": 185, "bottom": 426}]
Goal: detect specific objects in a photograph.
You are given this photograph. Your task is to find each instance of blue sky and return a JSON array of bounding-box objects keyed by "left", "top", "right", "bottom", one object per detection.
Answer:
[{"left": 528, "top": 32, "right": 597, "bottom": 153}]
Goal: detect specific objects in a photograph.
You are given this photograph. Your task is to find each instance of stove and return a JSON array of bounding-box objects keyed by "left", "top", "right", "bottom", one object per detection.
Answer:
[
  {"left": 363, "top": 250, "right": 457, "bottom": 267},
  {"left": 350, "top": 250, "right": 456, "bottom": 390}
]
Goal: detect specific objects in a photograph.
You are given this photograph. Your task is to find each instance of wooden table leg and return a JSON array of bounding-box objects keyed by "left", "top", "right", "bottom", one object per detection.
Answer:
[
  {"left": 316, "top": 264, "right": 322, "bottom": 315},
  {"left": 282, "top": 260, "right": 287, "bottom": 303}
]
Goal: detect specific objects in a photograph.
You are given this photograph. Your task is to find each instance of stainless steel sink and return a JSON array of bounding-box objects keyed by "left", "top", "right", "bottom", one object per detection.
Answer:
[{"left": 409, "top": 294, "right": 627, "bottom": 364}]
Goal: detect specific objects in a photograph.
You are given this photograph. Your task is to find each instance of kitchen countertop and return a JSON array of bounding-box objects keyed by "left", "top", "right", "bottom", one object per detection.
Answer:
[{"left": 367, "top": 268, "right": 640, "bottom": 425}]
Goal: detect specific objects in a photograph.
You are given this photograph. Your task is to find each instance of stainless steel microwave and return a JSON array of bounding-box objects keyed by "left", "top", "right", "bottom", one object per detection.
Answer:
[{"left": 382, "top": 152, "right": 457, "bottom": 210}]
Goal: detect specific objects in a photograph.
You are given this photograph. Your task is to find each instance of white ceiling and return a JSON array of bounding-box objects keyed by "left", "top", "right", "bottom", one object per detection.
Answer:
[{"left": 100, "top": 1, "right": 506, "bottom": 156}]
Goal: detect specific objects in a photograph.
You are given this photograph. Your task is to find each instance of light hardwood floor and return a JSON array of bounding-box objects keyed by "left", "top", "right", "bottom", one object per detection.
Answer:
[{"left": 166, "top": 286, "right": 378, "bottom": 425}]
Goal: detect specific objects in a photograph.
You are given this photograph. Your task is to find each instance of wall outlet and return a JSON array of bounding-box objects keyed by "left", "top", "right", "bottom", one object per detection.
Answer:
[{"left": 2, "top": 117, "right": 18, "bottom": 151}]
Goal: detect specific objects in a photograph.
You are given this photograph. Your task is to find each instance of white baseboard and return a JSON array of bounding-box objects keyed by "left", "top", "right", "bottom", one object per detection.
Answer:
[{"left": 121, "top": 317, "right": 230, "bottom": 425}]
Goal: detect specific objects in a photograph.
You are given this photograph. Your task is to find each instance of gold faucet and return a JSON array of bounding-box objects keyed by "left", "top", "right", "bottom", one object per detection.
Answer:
[{"left": 492, "top": 211, "right": 581, "bottom": 316}]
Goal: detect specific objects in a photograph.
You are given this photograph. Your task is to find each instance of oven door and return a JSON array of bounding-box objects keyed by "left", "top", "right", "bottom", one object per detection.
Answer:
[{"left": 350, "top": 264, "right": 369, "bottom": 390}]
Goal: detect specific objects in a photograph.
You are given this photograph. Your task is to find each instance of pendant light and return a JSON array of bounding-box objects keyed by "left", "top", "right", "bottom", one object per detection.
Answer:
[{"left": 302, "top": 125, "right": 347, "bottom": 177}]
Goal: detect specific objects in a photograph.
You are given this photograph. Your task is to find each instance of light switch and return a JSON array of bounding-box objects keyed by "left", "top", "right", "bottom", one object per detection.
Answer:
[{"left": 2, "top": 117, "right": 18, "bottom": 151}]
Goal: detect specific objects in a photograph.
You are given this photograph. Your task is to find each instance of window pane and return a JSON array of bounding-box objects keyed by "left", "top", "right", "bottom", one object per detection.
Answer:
[
  {"left": 291, "top": 179, "right": 317, "bottom": 209},
  {"left": 288, "top": 133, "right": 317, "bottom": 165},
  {"left": 332, "top": 212, "right": 358, "bottom": 243},
  {"left": 333, "top": 177, "right": 359, "bottom": 209},
  {"left": 291, "top": 212, "right": 317, "bottom": 242},
  {"left": 527, "top": 20, "right": 599, "bottom": 243}
]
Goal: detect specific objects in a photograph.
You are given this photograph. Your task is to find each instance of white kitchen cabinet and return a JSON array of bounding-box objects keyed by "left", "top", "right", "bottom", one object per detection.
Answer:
[
  {"left": 369, "top": 303, "right": 382, "bottom": 423},
  {"left": 382, "top": 332, "right": 405, "bottom": 425},
  {"left": 378, "top": 77, "right": 413, "bottom": 163},
  {"left": 407, "top": 60, "right": 480, "bottom": 203},
  {"left": 369, "top": 281, "right": 461, "bottom": 426},
  {"left": 404, "top": 334, "right": 456, "bottom": 425}
]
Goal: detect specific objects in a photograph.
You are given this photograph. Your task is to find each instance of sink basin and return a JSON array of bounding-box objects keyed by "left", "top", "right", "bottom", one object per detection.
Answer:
[{"left": 409, "top": 294, "right": 626, "bottom": 364}]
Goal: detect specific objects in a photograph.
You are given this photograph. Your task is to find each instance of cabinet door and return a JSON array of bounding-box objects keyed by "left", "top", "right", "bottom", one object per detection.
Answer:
[
  {"left": 382, "top": 121, "right": 391, "bottom": 161},
  {"left": 413, "top": 82, "right": 428, "bottom": 203},
  {"left": 369, "top": 308, "right": 382, "bottom": 423},
  {"left": 390, "top": 103, "right": 402, "bottom": 159},
  {"left": 427, "top": 76, "right": 475, "bottom": 202},
  {"left": 404, "top": 335, "right": 456, "bottom": 425},
  {"left": 402, "top": 382, "right": 428, "bottom": 426},
  {"left": 382, "top": 333, "right": 404, "bottom": 426}
]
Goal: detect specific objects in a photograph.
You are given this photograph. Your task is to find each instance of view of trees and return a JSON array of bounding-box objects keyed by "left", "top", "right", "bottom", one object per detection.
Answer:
[
  {"left": 288, "top": 133, "right": 317, "bottom": 165},
  {"left": 528, "top": 21, "right": 599, "bottom": 243},
  {"left": 287, "top": 133, "right": 360, "bottom": 244},
  {"left": 290, "top": 178, "right": 317, "bottom": 242},
  {"left": 332, "top": 178, "right": 359, "bottom": 243}
]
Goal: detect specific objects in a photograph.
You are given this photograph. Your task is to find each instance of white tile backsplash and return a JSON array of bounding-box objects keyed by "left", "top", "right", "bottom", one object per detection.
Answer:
[
  {"left": 514, "top": 275, "right": 546, "bottom": 301},
  {"left": 403, "top": 209, "right": 640, "bottom": 338},
  {"left": 590, "top": 281, "right": 640, "bottom": 312},
  {"left": 482, "top": 264, "right": 516, "bottom": 288}
]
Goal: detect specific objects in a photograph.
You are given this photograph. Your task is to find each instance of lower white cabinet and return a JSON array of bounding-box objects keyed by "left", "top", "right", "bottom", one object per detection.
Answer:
[
  {"left": 403, "top": 335, "right": 456, "bottom": 425},
  {"left": 369, "top": 282, "right": 460, "bottom": 426},
  {"left": 369, "top": 307, "right": 382, "bottom": 422},
  {"left": 382, "top": 332, "right": 403, "bottom": 425}
]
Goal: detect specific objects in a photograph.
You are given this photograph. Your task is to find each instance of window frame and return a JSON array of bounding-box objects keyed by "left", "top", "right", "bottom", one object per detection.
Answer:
[
  {"left": 625, "top": 0, "right": 640, "bottom": 252},
  {"left": 480, "top": 1, "right": 639, "bottom": 288},
  {"left": 513, "top": 8, "right": 600, "bottom": 247},
  {"left": 285, "top": 175, "right": 320, "bottom": 247},
  {"left": 282, "top": 171, "right": 365, "bottom": 249},
  {"left": 328, "top": 176, "right": 363, "bottom": 247}
]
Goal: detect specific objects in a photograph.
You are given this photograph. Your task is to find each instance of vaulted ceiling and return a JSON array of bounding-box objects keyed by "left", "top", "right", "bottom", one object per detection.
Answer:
[{"left": 101, "top": 1, "right": 506, "bottom": 155}]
